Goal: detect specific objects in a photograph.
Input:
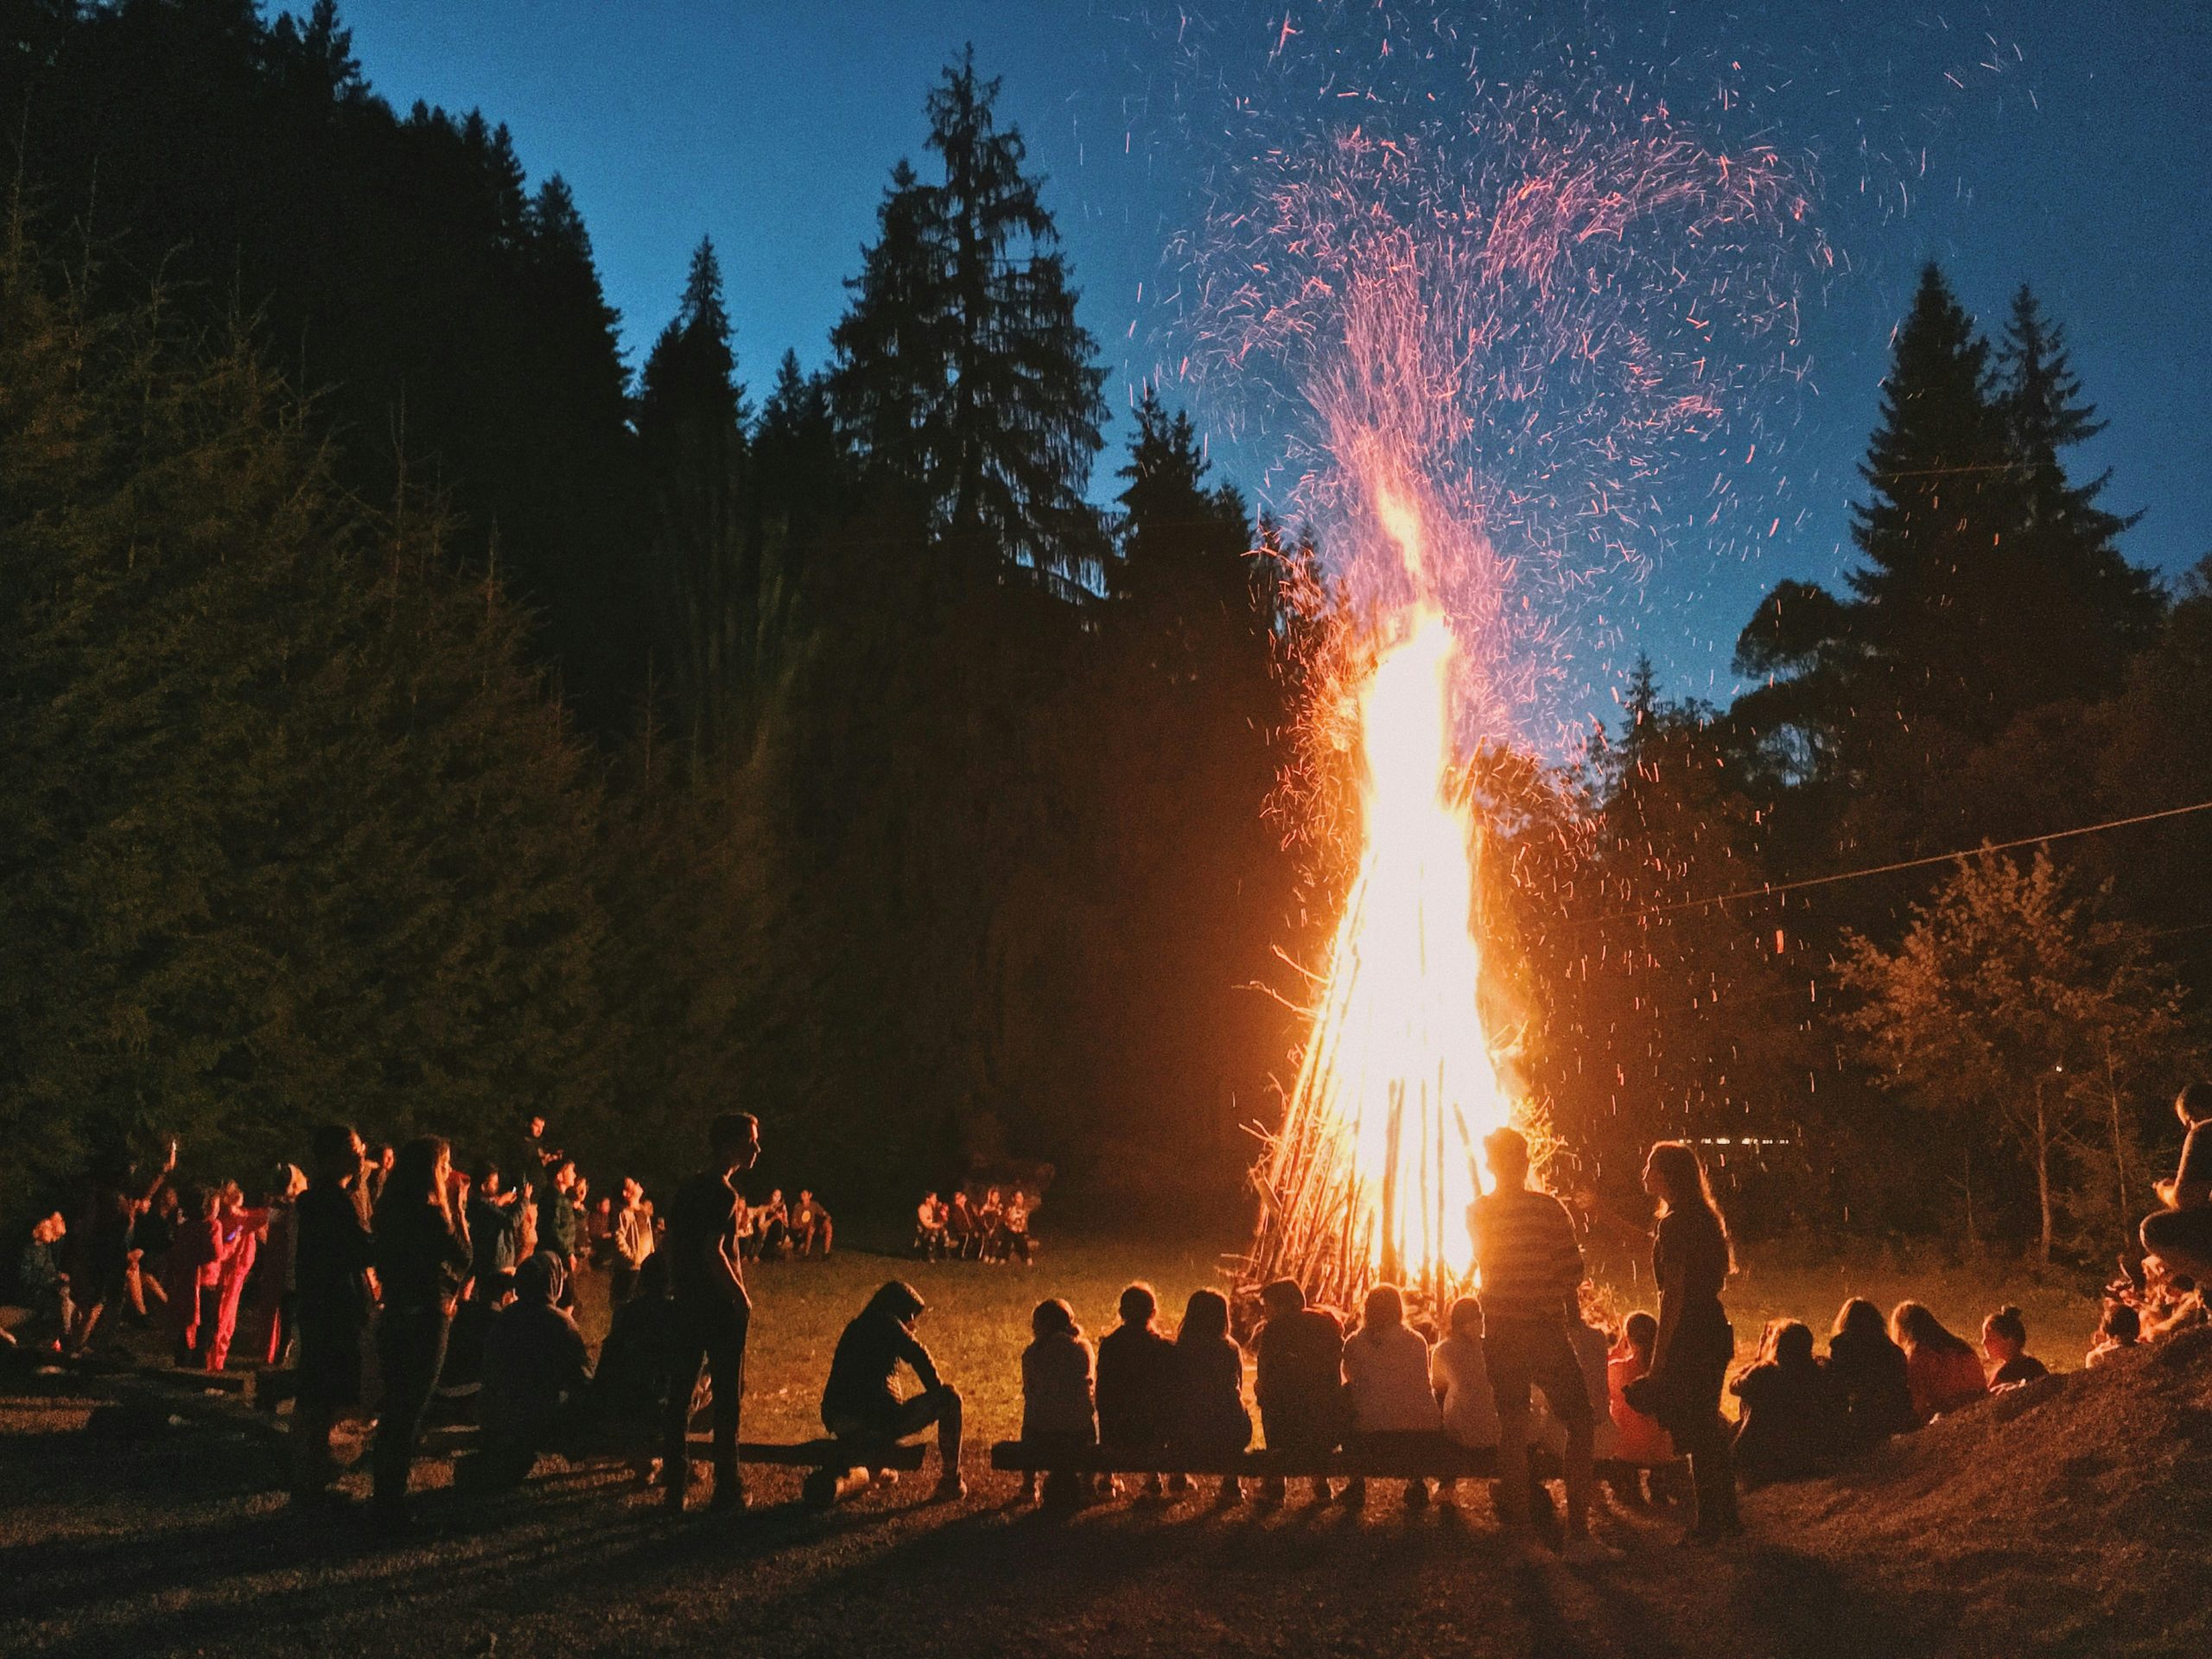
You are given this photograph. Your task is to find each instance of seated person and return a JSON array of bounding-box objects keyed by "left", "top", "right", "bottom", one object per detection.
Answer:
[
  {"left": 1432, "top": 1295, "right": 1502, "bottom": 1456},
  {"left": 5, "top": 1212, "right": 72, "bottom": 1350},
  {"left": 476, "top": 1253, "right": 593, "bottom": 1490},
  {"left": 1019, "top": 1297, "right": 1096, "bottom": 1505},
  {"left": 2139, "top": 1082, "right": 2212, "bottom": 1285},
  {"left": 1729, "top": 1319, "right": 1844, "bottom": 1485},
  {"left": 1340, "top": 1281, "right": 1442, "bottom": 1509},
  {"left": 1607, "top": 1310, "right": 1673, "bottom": 1470},
  {"left": 443, "top": 1268, "right": 515, "bottom": 1392},
  {"left": 1096, "top": 1282, "right": 1179, "bottom": 1495},
  {"left": 821, "top": 1281, "right": 963, "bottom": 1500},
  {"left": 976, "top": 1188, "right": 1007, "bottom": 1263},
  {"left": 1168, "top": 1288, "right": 1251, "bottom": 1505},
  {"left": 587, "top": 1251, "right": 678, "bottom": 1484},
  {"left": 1981, "top": 1306, "right": 2050, "bottom": 1388},
  {"left": 914, "top": 1193, "right": 948, "bottom": 1260},
  {"left": 1535, "top": 1295, "right": 1618, "bottom": 1466},
  {"left": 753, "top": 1190, "right": 790, "bottom": 1259},
  {"left": 1254, "top": 1278, "right": 1344, "bottom": 1504},
  {"left": 2084, "top": 1301, "right": 2140, "bottom": 1369},
  {"left": 1891, "top": 1302, "right": 1988, "bottom": 1421},
  {"left": 1001, "top": 1192, "right": 1035, "bottom": 1264},
  {"left": 791, "top": 1190, "right": 833, "bottom": 1259},
  {"left": 1827, "top": 1297, "right": 1918, "bottom": 1443}
]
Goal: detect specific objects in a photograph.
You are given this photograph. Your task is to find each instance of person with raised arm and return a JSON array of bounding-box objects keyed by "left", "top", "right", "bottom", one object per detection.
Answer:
[
  {"left": 291, "top": 1124, "right": 375, "bottom": 1506},
  {"left": 371, "top": 1136, "right": 473, "bottom": 1532},
  {"left": 663, "top": 1111, "right": 759, "bottom": 1513}
]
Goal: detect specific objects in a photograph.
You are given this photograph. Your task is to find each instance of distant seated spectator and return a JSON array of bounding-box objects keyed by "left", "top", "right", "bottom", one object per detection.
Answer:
[
  {"left": 821, "top": 1281, "right": 964, "bottom": 1502},
  {"left": 914, "top": 1193, "right": 949, "bottom": 1260},
  {"left": 1432, "top": 1296, "right": 1502, "bottom": 1453},
  {"left": 589, "top": 1251, "right": 677, "bottom": 1484},
  {"left": 2084, "top": 1302, "right": 2140, "bottom": 1370},
  {"left": 1254, "top": 1279, "right": 1345, "bottom": 1505},
  {"left": 1340, "top": 1282, "right": 1442, "bottom": 1510},
  {"left": 976, "top": 1188, "right": 1006, "bottom": 1262},
  {"left": 1169, "top": 1288, "right": 1251, "bottom": 1506},
  {"left": 1096, "top": 1282, "right": 1179, "bottom": 1495},
  {"left": 753, "top": 1190, "right": 790, "bottom": 1259},
  {"left": 1607, "top": 1311, "right": 1672, "bottom": 1470},
  {"left": 1891, "top": 1302, "right": 1988, "bottom": 1421},
  {"left": 1980, "top": 1306, "right": 2050, "bottom": 1389},
  {"left": 1019, "top": 1298, "right": 1096, "bottom": 1506},
  {"left": 791, "top": 1190, "right": 833, "bottom": 1259},
  {"left": 1730, "top": 1320, "right": 1845, "bottom": 1485},
  {"left": 476, "top": 1252, "right": 593, "bottom": 1490},
  {"left": 1827, "top": 1297, "right": 1918, "bottom": 1443},
  {"left": 1001, "top": 1191, "right": 1035, "bottom": 1264},
  {"left": 945, "top": 1192, "right": 977, "bottom": 1260},
  {"left": 2139, "top": 1081, "right": 2212, "bottom": 1285},
  {"left": 5, "top": 1212, "right": 72, "bottom": 1350}
]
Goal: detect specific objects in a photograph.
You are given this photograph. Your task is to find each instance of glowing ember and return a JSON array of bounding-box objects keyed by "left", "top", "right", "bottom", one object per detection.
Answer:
[{"left": 1249, "top": 493, "right": 1516, "bottom": 1301}]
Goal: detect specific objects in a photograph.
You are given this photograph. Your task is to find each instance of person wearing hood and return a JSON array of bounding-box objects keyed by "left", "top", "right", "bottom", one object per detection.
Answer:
[{"left": 476, "top": 1250, "right": 594, "bottom": 1491}]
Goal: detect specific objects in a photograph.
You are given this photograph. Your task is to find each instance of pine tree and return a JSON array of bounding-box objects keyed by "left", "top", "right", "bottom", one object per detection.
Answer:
[
  {"left": 638, "top": 238, "right": 755, "bottom": 768},
  {"left": 753, "top": 348, "right": 845, "bottom": 553},
  {"left": 830, "top": 160, "right": 947, "bottom": 499}
]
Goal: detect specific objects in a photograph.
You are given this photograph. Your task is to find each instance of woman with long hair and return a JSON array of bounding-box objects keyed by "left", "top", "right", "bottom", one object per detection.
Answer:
[
  {"left": 1170, "top": 1287, "right": 1254, "bottom": 1507},
  {"left": 1827, "top": 1297, "right": 1916, "bottom": 1443},
  {"left": 372, "top": 1135, "right": 472, "bottom": 1531},
  {"left": 1890, "top": 1301, "right": 1987, "bottom": 1422},
  {"left": 1636, "top": 1140, "right": 1741, "bottom": 1541}
]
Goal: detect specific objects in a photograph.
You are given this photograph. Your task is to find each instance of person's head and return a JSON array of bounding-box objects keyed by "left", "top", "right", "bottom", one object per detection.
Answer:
[
  {"left": 1833, "top": 1297, "right": 1887, "bottom": 1345},
  {"left": 2099, "top": 1302, "right": 2140, "bottom": 1344},
  {"left": 1118, "top": 1281, "right": 1159, "bottom": 1330},
  {"left": 1622, "top": 1308, "right": 1658, "bottom": 1358},
  {"left": 1769, "top": 1320, "right": 1815, "bottom": 1369},
  {"left": 1643, "top": 1139, "right": 1734, "bottom": 1258},
  {"left": 272, "top": 1163, "right": 307, "bottom": 1201},
  {"left": 1891, "top": 1300, "right": 1967, "bottom": 1357},
  {"left": 194, "top": 1187, "right": 220, "bottom": 1220},
  {"left": 924, "top": 1191, "right": 938, "bottom": 1207},
  {"left": 768, "top": 1188, "right": 783, "bottom": 1205},
  {"left": 374, "top": 1145, "right": 395, "bottom": 1172},
  {"left": 865, "top": 1280, "right": 926, "bottom": 1330},
  {"left": 1447, "top": 1295, "right": 1485, "bottom": 1343},
  {"left": 1032, "top": 1297, "right": 1078, "bottom": 1341},
  {"left": 385, "top": 1136, "right": 453, "bottom": 1218},
  {"left": 550, "top": 1157, "right": 576, "bottom": 1192},
  {"left": 474, "top": 1162, "right": 501, "bottom": 1198},
  {"left": 621, "top": 1177, "right": 641, "bottom": 1205},
  {"left": 1982, "top": 1306, "right": 2028, "bottom": 1362},
  {"left": 1483, "top": 1127, "right": 1532, "bottom": 1191},
  {"left": 709, "top": 1112, "right": 760, "bottom": 1174},
  {"left": 986, "top": 1186, "right": 1001, "bottom": 1203},
  {"left": 515, "top": 1250, "right": 565, "bottom": 1307},
  {"left": 1179, "top": 1287, "right": 1231, "bottom": 1346},
  {"left": 637, "top": 1250, "right": 673, "bottom": 1300},
  {"left": 950, "top": 1189, "right": 969, "bottom": 1208},
  {"left": 523, "top": 1109, "right": 546, "bottom": 1139},
  {"left": 2177, "top": 1081, "right": 2212, "bottom": 1129},
  {"left": 799, "top": 1189, "right": 812, "bottom": 1205},
  {"left": 1362, "top": 1282, "right": 1406, "bottom": 1331},
  {"left": 1261, "top": 1278, "right": 1306, "bottom": 1322}
]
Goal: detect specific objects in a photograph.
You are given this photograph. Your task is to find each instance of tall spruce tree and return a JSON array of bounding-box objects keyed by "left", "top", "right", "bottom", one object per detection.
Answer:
[
  {"left": 638, "top": 238, "right": 756, "bottom": 769},
  {"left": 830, "top": 50, "right": 1107, "bottom": 588}
]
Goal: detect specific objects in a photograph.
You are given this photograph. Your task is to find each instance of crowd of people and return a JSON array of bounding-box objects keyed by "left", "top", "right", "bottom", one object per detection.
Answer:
[
  {"left": 912, "top": 1186, "right": 1037, "bottom": 1263},
  {"left": 4, "top": 1080, "right": 2208, "bottom": 1554}
]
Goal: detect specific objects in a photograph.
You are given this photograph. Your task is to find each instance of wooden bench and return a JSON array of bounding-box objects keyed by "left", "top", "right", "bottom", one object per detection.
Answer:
[
  {"left": 739, "top": 1437, "right": 929, "bottom": 1508},
  {"left": 988, "top": 1440, "right": 1654, "bottom": 1485}
]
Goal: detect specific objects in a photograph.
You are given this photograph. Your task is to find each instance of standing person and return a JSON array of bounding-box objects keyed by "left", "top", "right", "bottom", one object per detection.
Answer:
[
  {"left": 1339, "top": 1282, "right": 1442, "bottom": 1510},
  {"left": 610, "top": 1179, "right": 654, "bottom": 1306},
  {"left": 1168, "top": 1288, "right": 1252, "bottom": 1506},
  {"left": 255, "top": 1165, "right": 306, "bottom": 1367},
  {"left": 820, "top": 1281, "right": 965, "bottom": 1500},
  {"left": 206, "top": 1183, "right": 270, "bottom": 1372},
  {"left": 1252, "top": 1279, "right": 1344, "bottom": 1506},
  {"left": 1469, "top": 1128, "right": 1617, "bottom": 1561},
  {"left": 467, "top": 1166, "right": 520, "bottom": 1294},
  {"left": 64, "top": 1141, "right": 176, "bottom": 1357},
  {"left": 2139, "top": 1082, "right": 2212, "bottom": 1284},
  {"left": 1018, "top": 1297, "right": 1096, "bottom": 1506},
  {"left": 1632, "top": 1140, "right": 1740, "bottom": 1542},
  {"left": 538, "top": 1158, "right": 581, "bottom": 1288},
  {"left": 1890, "top": 1303, "right": 1987, "bottom": 1421},
  {"left": 363, "top": 1146, "right": 396, "bottom": 1211},
  {"left": 372, "top": 1137, "right": 472, "bottom": 1533},
  {"left": 1826, "top": 1298, "right": 1917, "bottom": 1445},
  {"left": 1096, "top": 1282, "right": 1179, "bottom": 1496},
  {"left": 291, "top": 1124, "right": 376, "bottom": 1506},
  {"left": 664, "top": 1112, "right": 760, "bottom": 1514},
  {"left": 166, "top": 1190, "right": 235, "bottom": 1367}
]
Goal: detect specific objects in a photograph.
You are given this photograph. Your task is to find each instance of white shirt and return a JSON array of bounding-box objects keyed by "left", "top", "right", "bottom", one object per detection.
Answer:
[
  {"left": 1431, "top": 1332, "right": 1501, "bottom": 1448},
  {"left": 1343, "top": 1321, "right": 1442, "bottom": 1434}
]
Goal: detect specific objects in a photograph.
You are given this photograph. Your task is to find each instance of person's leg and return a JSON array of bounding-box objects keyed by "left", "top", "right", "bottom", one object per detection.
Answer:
[
  {"left": 2143, "top": 1207, "right": 2212, "bottom": 1284},
  {"left": 664, "top": 1315, "right": 709, "bottom": 1510},
  {"left": 291, "top": 1399, "right": 337, "bottom": 1496},
  {"left": 373, "top": 1308, "right": 448, "bottom": 1524},
  {"left": 707, "top": 1302, "right": 747, "bottom": 1504}
]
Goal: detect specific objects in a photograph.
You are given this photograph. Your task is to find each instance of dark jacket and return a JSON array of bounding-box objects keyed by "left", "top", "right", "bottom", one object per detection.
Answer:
[{"left": 1096, "top": 1322, "right": 1180, "bottom": 1452}]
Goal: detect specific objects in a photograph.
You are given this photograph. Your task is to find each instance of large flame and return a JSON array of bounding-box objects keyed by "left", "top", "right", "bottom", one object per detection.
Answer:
[{"left": 1254, "top": 493, "right": 1516, "bottom": 1299}]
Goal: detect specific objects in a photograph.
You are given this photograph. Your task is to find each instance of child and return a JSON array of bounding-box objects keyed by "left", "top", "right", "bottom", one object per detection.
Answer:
[
  {"left": 1096, "top": 1283, "right": 1178, "bottom": 1496},
  {"left": 1729, "top": 1320, "right": 1844, "bottom": 1485},
  {"left": 2084, "top": 1302, "right": 2139, "bottom": 1369},
  {"left": 1169, "top": 1288, "right": 1251, "bottom": 1505},
  {"left": 1891, "top": 1302, "right": 1988, "bottom": 1422},
  {"left": 1339, "top": 1282, "right": 1440, "bottom": 1509},
  {"left": 1980, "top": 1306, "right": 2050, "bottom": 1389},
  {"left": 1432, "top": 1295, "right": 1501, "bottom": 1462},
  {"left": 1607, "top": 1311, "right": 1672, "bottom": 1471},
  {"left": 1019, "top": 1298, "right": 1096, "bottom": 1506}
]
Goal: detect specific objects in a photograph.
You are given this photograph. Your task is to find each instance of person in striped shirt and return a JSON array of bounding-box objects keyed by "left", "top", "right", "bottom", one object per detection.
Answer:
[{"left": 1468, "top": 1127, "right": 1618, "bottom": 1563}]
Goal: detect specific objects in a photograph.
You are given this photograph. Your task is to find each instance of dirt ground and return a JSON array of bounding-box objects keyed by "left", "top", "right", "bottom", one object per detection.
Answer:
[{"left": 0, "top": 1238, "right": 2169, "bottom": 1659}]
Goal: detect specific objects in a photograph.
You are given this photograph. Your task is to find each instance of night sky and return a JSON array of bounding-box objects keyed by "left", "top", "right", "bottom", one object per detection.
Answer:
[{"left": 334, "top": 0, "right": 2210, "bottom": 729}]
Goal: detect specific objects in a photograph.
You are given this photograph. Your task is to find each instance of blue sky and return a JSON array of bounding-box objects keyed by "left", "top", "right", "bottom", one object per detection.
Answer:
[{"left": 332, "top": 0, "right": 2211, "bottom": 723}]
